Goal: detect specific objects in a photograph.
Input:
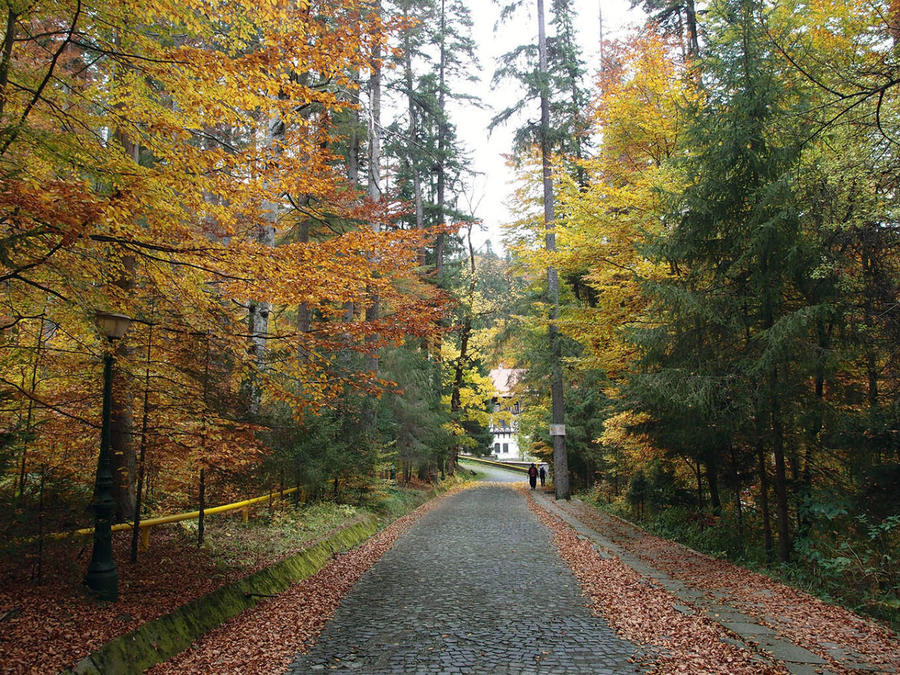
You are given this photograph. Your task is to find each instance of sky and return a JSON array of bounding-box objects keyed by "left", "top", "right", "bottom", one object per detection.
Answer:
[{"left": 449, "top": 0, "right": 644, "bottom": 253}]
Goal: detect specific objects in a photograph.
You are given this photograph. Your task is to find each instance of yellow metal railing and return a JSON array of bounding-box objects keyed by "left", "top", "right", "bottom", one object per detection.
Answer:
[
  {"left": 40, "top": 486, "right": 304, "bottom": 551},
  {"left": 459, "top": 455, "right": 530, "bottom": 473}
]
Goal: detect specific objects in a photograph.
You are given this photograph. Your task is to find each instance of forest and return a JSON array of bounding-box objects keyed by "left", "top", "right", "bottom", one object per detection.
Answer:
[{"left": 0, "top": 0, "right": 898, "bottom": 642}]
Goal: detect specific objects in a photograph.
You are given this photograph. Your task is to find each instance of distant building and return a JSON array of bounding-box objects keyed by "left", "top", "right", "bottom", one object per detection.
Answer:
[{"left": 488, "top": 365, "right": 527, "bottom": 461}]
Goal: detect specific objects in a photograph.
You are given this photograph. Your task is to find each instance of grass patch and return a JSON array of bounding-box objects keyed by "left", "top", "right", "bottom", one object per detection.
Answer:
[{"left": 193, "top": 501, "right": 363, "bottom": 573}]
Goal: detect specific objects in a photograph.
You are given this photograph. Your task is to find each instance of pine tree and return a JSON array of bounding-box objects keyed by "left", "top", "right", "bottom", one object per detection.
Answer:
[{"left": 629, "top": 0, "right": 813, "bottom": 561}]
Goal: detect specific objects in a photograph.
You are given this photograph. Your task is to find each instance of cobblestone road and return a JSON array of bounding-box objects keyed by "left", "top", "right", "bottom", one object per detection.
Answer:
[{"left": 286, "top": 485, "right": 639, "bottom": 674}]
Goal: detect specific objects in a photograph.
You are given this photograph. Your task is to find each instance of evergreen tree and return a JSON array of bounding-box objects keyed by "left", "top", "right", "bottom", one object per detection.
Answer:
[{"left": 628, "top": 0, "right": 811, "bottom": 561}]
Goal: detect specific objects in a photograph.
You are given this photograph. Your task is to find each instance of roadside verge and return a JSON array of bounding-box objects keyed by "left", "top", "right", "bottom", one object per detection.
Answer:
[{"left": 67, "top": 516, "right": 379, "bottom": 674}]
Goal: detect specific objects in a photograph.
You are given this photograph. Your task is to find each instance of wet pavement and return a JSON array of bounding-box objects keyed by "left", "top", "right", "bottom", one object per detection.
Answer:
[{"left": 285, "top": 485, "right": 639, "bottom": 674}]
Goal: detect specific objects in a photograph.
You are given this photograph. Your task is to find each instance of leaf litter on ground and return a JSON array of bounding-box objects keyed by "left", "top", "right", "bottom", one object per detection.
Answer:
[{"left": 536, "top": 494, "right": 900, "bottom": 674}]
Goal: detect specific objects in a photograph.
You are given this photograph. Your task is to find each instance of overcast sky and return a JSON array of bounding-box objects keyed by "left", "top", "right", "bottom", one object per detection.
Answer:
[{"left": 448, "top": 0, "right": 644, "bottom": 252}]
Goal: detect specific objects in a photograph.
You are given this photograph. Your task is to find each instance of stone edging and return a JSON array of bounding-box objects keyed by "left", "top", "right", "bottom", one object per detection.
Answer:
[{"left": 65, "top": 515, "right": 380, "bottom": 675}]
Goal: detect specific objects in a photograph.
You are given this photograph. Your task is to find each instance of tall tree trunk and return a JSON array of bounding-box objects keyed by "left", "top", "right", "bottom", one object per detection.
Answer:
[
  {"left": 434, "top": 0, "right": 447, "bottom": 279},
  {"left": 247, "top": 112, "right": 282, "bottom": 417},
  {"left": 363, "top": 0, "right": 382, "bottom": 434},
  {"left": 705, "top": 459, "right": 721, "bottom": 515},
  {"left": 729, "top": 444, "right": 744, "bottom": 550},
  {"left": 130, "top": 323, "right": 152, "bottom": 563},
  {"left": 685, "top": 0, "right": 700, "bottom": 57},
  {"left": 107, "top": 111, "right": 140, "bottom": 521},
  {"left": 597, "top": 0, "right": 605, "bottom": 72},
  {"left": 770, "top": 369, "right": 792, "bottom": 562},
  {"left": 403, "top": 41, "right": 425, "bottom": 265},
  {"left": 296, "top": 219, "right": 311, "bottom": 361},
  {"left": 448, "top": 226, "right": 478, "bottom": 472},
  {"left": 695, "top": 460, "right": 704, "bottom": 516},
  {"left": 862, "top": 242, "right": 880, "bottom": 465},
  {"left": 757, "top": 438, "right": 774, "bottom": 562},
  {"left": 538, "top": 0, "right": 569, "bottom": 500},
  {"left": 16, "top": 317, "right": 44, "bottom": 499}
]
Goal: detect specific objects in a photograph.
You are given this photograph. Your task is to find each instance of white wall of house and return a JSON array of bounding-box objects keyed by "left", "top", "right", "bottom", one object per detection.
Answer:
[{"left": 488, "top": 365, "right": 530, "bottom": 461}]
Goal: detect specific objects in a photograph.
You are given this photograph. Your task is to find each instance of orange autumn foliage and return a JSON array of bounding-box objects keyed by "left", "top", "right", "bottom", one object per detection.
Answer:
[{"left": 0, "top": 0, "right": 448, "bottom": 508}]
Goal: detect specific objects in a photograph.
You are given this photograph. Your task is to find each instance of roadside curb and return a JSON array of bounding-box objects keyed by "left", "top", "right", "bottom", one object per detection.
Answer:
[{"left": 64, "top": 515, "right": 379, "bottom": 675}]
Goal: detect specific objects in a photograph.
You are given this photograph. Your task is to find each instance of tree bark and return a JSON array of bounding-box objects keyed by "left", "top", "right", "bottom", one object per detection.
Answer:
[
  {"left": 538, "top": 0, "right": 569, "bottom": 500},
  {"left": 247, "top": 111, "right": 281, "bottom": 416},
  {"left": 435, "top": 0, "right": 447, "bottom": 279},
  {"left": 705, "top": 460, "right": 721, "bottom": 515},
  {"left": 362, "top": 0, "right": 382, "bottom": 434},
  {"left": 403, "top": 39, "right": 425, "bottom": 265},
  {"left": 448, "top": 226, "right": 478, "bottom": 472},
  {"left": 770, "top": 369, "right": 792, "bottom": 562},
  {"left": 757, "top": 439, "right": 774, "bottom": 562},
  {"left": 685, "top": 0, "right": 700, "bottom": 57}
]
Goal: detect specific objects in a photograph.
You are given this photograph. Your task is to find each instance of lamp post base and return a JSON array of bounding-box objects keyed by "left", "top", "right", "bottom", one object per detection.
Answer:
[{"left": 84, "top": 563, "right": 119, "bottom": 602}]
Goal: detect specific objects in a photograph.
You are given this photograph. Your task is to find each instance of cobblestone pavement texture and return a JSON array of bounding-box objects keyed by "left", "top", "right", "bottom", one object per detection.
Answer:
[{"left": 286, "top": 485, "right": 640, "bottom": 674}]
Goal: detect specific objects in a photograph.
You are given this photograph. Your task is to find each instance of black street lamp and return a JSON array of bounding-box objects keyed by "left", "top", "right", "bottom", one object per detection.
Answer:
[{"left": 84, "top": 311, "right": 132, "bottom": 601}]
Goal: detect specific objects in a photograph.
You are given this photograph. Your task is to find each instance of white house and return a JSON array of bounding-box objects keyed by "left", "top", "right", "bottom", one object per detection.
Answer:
[{"left": 488, "top": 365, "right": 528, "bottom": 461}]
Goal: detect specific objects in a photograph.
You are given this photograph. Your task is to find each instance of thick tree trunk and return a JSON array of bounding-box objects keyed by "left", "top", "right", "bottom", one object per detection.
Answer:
[
  {"left": 109, "top": 261, "right": 137, "bottom": 522},
  {"left": 130, "top": 325, "right": 152, "bottom": 563},
  {"left": 362, "top": 0, "right": 382, "bottom": 435},
  {"left": 247, "top": 112, "right": 282, "bottom": 416},
  {"left": 108, "top": 122, "right": 140, "bottom": 521},
  {"left": 538, "top": 0, "right": 569, "bottom": 500}
]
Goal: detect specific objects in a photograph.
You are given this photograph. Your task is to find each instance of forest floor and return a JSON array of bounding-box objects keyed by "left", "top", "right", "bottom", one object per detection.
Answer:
[
  {"left": 4, "top": 477, "right": 898, "bottom": 674},
  {"left": 531, "top": 490, "right": 900, "bottom": 674},
  {"left": 0, "top": 481, "right": 440, "bottom": 674}
]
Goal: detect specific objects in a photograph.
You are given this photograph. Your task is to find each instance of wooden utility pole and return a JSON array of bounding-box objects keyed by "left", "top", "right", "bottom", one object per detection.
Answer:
[{"left": 537, "top": 0, "right": 569, "bottom": 499}]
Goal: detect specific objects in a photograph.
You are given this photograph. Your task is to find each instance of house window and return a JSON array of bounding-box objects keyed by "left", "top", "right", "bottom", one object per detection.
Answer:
[
  {"left": 513, "top": 402, "right": 520, "bottom": 414},
  {"left": 502, "top": 443, "right": 509, "bottom": 453},
  {"left": 494, "top": 443, "right": 500, "bottom": 453}
]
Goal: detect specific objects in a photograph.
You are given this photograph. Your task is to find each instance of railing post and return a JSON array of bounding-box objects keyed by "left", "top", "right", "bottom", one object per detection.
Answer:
[
  {"left": 140, "top": 527, "right": 150, "bottom": 552},
  {"left": 242, "top": 507, "right": 249, "bottom": 524}
]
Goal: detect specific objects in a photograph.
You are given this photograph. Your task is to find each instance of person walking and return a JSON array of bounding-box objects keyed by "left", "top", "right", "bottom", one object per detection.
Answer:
[
  {"left": 528, "top": 463, "right": 538, "bottom": 490},
  {"left": 539, "top": 465, "right": 546, "bottom": 487}
]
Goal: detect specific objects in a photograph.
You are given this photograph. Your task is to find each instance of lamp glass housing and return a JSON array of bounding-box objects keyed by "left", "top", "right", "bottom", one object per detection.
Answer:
[{"left": 95, "top": 311, "right": 132, "bottom": 340}]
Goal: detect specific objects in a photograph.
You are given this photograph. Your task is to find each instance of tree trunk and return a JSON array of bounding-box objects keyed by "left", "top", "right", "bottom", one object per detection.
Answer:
[
  {"left": 109, "top": 251, "right": 137, "bottom": 522},
  {"left": 705, "top": 459, "right": 722, "bottom": 515},
  {"left": 729, "top": 444, "right": 744, "bottom": 551},
  {"left": 435, "top": 0, "right": 447, "bottom": 279},
  {"left": 197, "top": 468, "right": 205, "bottom": 547},
  {"left": 685, "top": 0, "right": 700, "bottom": 57},
  {"left": 403, "top": 42, "right": 425, "bottom": 264},
  {"left": 296, "top": 219, "right": 311, "bottom": 360},
  {"left": 448, "top": 226, "right": 478, "bottom": 472},
  {"left": 757, "top": 442, "right": 773, "bottom": 562},
  {"left": 770, "top": 372, "right": 792, "bottom": 562},
  {"left": 538, "top": 0, "right": 569, "bottom": 500},
  {"left": 130, "top": 324, "right": 152, "bottom": 563},
  {"left": 16, "top": 318, "right": 44, "bottom": 499},
  {"left": 695, "top": 460, "right": 704, "bottom": 525},
  {"left": 247, "top": 111, "right": 282, "bottom": 416},
  {"left": 362, "top": 0, "right": 382, "bottom": 435}
]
